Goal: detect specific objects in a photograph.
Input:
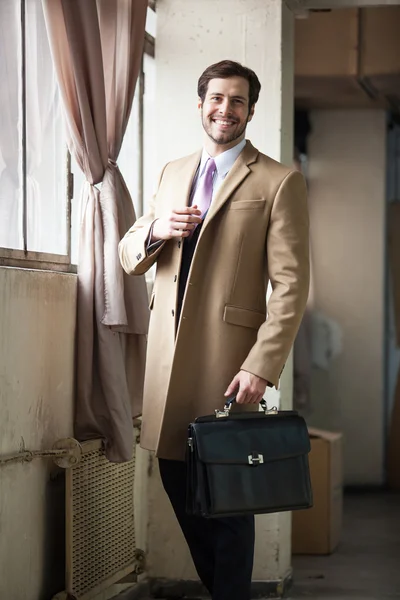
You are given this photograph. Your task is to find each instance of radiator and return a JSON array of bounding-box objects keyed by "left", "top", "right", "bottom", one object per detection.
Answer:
[{"left": 52, "top": 434, "right": 144, "bottom": 600}]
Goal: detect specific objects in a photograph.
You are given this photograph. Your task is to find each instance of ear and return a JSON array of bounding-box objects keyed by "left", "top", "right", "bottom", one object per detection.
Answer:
[
  {"left": 197, "top": 97, "right": 203, "bottom": 113},
  {"left": 247, "top": 104, "right": 255, "bottom": 123}
]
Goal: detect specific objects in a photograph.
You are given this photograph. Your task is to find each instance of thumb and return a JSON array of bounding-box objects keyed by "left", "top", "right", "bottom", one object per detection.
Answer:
[{"left": 224, "top": 374, "right": 240, "bottom": 397}]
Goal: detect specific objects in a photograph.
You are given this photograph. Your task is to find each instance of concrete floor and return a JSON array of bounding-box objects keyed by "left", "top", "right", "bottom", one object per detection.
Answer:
[
  {"left": 289, "top": 491, "right": 400, "bottom": 599},
  {"left": 115, "top": 492, "right": 400, "bottom": 600}
]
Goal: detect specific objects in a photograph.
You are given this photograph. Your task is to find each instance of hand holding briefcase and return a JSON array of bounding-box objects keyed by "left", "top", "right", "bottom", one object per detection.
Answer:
[{"left": 186, "top": 396, "right": 313, "bottom": 518}]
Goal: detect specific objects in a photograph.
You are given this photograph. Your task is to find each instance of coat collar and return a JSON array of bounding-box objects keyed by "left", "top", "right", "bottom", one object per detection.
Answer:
[
  {"left": 203, "top": 140, "right": 259, "bottom": 228},
  {"left": 199, "top": 138, "right": 247, "bottom": 179},
  {"left": 172, "top": 140, "right": 259, "bottom": 220}
]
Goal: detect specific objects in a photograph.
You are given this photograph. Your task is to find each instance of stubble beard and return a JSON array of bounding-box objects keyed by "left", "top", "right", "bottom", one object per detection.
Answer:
[{"left": 202, "top": 112, "right": 248, "bottom": 146}]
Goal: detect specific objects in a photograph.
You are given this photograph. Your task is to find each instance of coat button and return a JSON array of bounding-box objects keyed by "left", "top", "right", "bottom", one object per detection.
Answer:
[
  {"left": 174, "top": 275, "right": 177, "bottom": 282},
  {"left": 178, "top": 241, "right": 181, "bottom": 249},
  {"left": 172, "top": 309, "right": 175, "bottom": 317},
  {"left": 136, "top": 253, "right": 142, "bottom": 260}
]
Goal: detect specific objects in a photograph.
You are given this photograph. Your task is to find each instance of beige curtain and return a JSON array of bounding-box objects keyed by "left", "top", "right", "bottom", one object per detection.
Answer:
[{"left": 42, "top": 0, "right": 149, "bottom": 462}]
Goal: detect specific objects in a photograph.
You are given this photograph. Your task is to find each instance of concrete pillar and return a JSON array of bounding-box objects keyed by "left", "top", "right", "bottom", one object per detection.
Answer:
[{"left": 147, "top": 0, "right": 295, "bottom": 591}]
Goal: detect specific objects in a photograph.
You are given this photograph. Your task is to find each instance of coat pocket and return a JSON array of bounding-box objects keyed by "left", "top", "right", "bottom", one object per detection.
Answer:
[
  {"left": 229, "top": 199, "right": 266, "bottom": 211},
  {"left": 223, "top": 305, "right": 266, "bottom": 330}
]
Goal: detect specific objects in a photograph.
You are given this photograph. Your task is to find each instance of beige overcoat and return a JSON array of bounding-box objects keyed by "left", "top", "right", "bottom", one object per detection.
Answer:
[{"left": 119, "top": 141, "right": 309, "bottom": 460}]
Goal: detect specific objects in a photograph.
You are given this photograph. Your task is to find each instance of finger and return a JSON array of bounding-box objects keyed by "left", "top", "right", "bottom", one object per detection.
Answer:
[
  {"left": 171, "top": 213, "right": 202, "bottom": 224},
  {"left": 173, "top": 221, "right": 196, "bottom": 231},
  {"left": 252, "top": 391, "right": 263, "bottom": 404},
  {"left": 224, "top": 375, "right": 240, "bottom": 397},
  {"left": 236, "top": 387, "right": 248, "bottom": 404},
  {"left": 187, "top": 206, "right": 202, "bottom": 215},
  {"left": 248, "top": 392, "right": 259, "bottom": 404},
  {"left": 244, "top": 392, "right": 254, "bottom": 404},
  {"left": 173, "top": 205, "right": 202, "bottom": 214},
  {"left": 245, "top": 390, "right": 259, "bottom": 404},
  {"left": 168, "top": 229, "right": 190, "bottom": 238},
  {"left": 252, "top": 393, "right": 263, "bottom": 405}
]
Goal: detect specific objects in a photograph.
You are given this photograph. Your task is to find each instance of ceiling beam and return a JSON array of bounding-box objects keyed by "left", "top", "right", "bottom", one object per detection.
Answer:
[{"left": 286, "top": 0, "right": 399, "bottom": 13}]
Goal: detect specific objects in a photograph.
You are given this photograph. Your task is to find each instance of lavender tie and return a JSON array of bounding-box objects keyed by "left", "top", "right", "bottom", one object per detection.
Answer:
[{"left": 191, "top": 158, "right": 216, "bottom": 229}]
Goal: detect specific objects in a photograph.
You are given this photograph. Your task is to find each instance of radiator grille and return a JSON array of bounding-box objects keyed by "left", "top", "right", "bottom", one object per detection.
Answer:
[{"left": 66, "top": 439, "right": 137, "bottom": 600}]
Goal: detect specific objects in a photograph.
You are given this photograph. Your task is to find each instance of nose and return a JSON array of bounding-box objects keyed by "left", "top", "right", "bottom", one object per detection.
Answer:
[{"left": 218, "top": 99, "right": 232, "bottom": 116}]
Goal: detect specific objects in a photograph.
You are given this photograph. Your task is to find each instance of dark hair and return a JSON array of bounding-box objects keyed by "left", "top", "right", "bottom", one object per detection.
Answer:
[{"left": 197, "top": 60, "right": 261, "bottom": 109}]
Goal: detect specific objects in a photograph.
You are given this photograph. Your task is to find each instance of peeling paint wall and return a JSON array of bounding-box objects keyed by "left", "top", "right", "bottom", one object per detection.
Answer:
[{"left": 0, "top": 267, "right": 77, "bottom": 599}]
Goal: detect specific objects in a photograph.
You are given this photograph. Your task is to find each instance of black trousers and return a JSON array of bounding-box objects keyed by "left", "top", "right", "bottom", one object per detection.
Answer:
[{"left": 158, "top": 458, "right": 255, "bottom": 600}]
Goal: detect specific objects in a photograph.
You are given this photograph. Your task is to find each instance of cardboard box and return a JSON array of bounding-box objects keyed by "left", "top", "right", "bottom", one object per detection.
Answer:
[
  {"left": 295, "top": 9, "right": 359, "bottom": 77},
  {"left": 292, "top": 428, "right": 343, "bottom": 555}
]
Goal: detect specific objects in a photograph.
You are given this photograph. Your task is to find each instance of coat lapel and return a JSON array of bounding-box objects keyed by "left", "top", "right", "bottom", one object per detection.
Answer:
[
  {"left": 171, "top": 150, "right": 202, "bottom": 210},
  {"left": 169, "top": 142, "right": 258, "bottom": 227},
  {"left": 201, "top": 141, "right": 259, "bottom": 232}
]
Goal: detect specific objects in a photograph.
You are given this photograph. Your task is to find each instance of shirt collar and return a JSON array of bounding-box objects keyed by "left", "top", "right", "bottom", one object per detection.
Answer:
[{"left": 199, "top": 138, "right": 247, "bottom": 178}]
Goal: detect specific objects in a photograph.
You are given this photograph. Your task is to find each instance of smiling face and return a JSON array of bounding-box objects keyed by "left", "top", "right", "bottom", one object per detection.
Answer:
[{"left": 198, "top": 76, "right": 255, "bottom": 155}]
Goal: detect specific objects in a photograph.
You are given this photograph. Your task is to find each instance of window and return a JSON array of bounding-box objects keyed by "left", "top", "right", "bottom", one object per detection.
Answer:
[
  {"left": 118, "top": 47, "right": 157, "bottom": 218},
  {"left": 0, "top": 0, "right": 70, "bottom": 269},
  {"left": 1, "top": 1, "right": 156, "bottom": 270}
]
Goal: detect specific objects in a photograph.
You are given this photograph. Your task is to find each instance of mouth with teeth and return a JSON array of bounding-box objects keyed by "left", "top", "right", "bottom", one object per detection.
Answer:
[
  {"left": 202, "top": 109, "right": 246, "bottom": 145},
  {"left": 212, "top": 118, "right": 237, "bottom": 129}
]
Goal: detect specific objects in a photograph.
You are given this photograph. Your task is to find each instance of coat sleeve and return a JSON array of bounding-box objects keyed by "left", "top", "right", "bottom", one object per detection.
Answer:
[
  {"left": 240, "top": 170, "right": 310, "bottom": 388},
  {"left": 118, "top": 164, "right": 168, "bottom": 276}
]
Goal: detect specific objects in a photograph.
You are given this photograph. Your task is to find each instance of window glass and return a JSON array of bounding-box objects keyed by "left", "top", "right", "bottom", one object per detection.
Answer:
[
  {"left": 143, "top": 53, "right": 157, "bottom": 215},
  {"left": 119, "top": 90, "right": 141, "bottom": 217},
  {"left": 0, "top": 0, "right": 23, "bottom": 250},
  {"left": 25, "top": 0, "right": 67, "bottom": 254},
  {"left": 145, "top": 7, "right": 156, "bottom": 37}
]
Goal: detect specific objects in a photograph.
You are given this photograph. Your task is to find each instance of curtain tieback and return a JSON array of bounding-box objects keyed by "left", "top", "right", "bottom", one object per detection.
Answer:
[{"left": 89, "top": 160, "right": 118, "bottom": 190}]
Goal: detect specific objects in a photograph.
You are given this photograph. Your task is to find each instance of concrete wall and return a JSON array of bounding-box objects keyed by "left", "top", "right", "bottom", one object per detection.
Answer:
[
  {"left": 0, "top": 267, "right": 77, "bottom": 599},
  {"left": 306, "top": 110, "right": 386, "bottom": 485}
]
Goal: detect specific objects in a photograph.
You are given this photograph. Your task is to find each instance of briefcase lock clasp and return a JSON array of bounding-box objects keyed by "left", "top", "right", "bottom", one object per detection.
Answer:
[
  {"left": 215, "top": 407, "right": 231, "bottom": 418},
  {"left": 248, "top": 452, "right": 264, "bottom": 465}
]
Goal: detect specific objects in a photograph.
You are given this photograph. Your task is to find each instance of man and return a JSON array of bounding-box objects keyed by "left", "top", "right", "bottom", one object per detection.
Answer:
[{"left": 119, "top": 60, "right": 309, "bottom": 600}]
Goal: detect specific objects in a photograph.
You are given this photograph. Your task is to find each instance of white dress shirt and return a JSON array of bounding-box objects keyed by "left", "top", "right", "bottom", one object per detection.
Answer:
[{"left": 189, "top": 138, "right": 247, "bottom": 204}]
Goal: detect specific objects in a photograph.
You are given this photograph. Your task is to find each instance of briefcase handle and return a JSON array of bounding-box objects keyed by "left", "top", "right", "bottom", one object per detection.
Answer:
[{"left": 215, "top": 394, "right": 278, "bottom": 418}]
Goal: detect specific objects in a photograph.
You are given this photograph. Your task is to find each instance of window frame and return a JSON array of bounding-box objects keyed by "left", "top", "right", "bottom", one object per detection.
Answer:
[
  {"left": 0, "top": 1, "right": 155, "bottom": 272},
  {"left": 137, "top": 32, "right": 155, "bottom": 218}
]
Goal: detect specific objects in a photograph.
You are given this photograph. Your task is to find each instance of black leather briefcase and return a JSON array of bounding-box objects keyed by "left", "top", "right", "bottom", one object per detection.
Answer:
[{"left": 186, "top": 397, "right": 313, "bottom": 518}]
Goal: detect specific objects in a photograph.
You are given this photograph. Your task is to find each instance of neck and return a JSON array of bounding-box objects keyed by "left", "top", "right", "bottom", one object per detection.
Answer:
[{"left": 203, "top": 133, "right": 246, "bottom": 157}]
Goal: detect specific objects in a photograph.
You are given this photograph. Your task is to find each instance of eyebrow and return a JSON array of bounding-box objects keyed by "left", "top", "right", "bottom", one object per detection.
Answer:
[{"left": 208, "top": 93, "right": 247, "bottom": 101}]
